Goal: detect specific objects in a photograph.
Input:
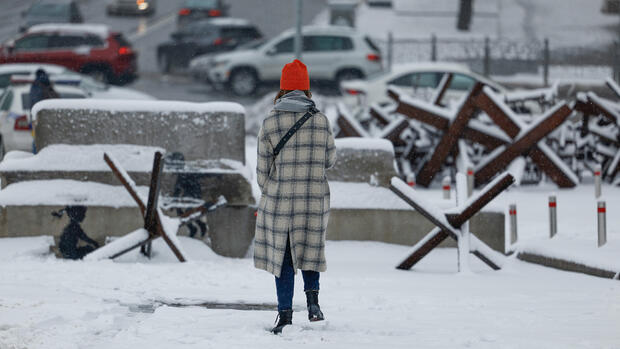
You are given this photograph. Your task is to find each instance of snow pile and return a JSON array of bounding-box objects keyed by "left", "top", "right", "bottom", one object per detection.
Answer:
[
  {"left": 0, "top": 180, "right": 147, "bottom": 207},
  {"left": 0, "top": 144, "right": 164, "bottom": 173},
  {"left": 334, "top": 137, "right": 394, "bottom": 154}
]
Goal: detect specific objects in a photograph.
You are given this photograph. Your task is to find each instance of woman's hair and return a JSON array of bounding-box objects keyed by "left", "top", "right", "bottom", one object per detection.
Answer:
[{"left": 274, "top": 89, "right": 312, "bottom": 104}]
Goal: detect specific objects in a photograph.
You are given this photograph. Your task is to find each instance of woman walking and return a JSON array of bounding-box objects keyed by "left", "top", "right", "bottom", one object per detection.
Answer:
[{"left": 254, "top": 59, "right": 336, "bottom": 334}]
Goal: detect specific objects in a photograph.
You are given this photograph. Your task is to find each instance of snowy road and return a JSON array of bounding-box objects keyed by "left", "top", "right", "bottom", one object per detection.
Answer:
[
  {"left": 0, "top": 0, "right": 329, "bottom": 103},
  {"left": 0, "top": 236, "right": 618, "bottom": 348}
]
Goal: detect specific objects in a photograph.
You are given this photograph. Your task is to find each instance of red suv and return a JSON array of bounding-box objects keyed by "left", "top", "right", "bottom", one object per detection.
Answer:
[{"left": 0, "top": 24, "right": 137, "bottom": 85}]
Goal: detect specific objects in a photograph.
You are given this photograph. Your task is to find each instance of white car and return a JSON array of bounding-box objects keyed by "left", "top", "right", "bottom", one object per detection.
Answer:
[
  {"left": 339, "top": 62, "right": 506, "bottom": 108},
  {"left": 189, "top": 25, "right": 383, "bottom": 96},
  {"left": 0, "top": 83, "right": 86, "bottom": 155},
  {"left": 0, "top": 63, "right": 154, "bottom": 100}
]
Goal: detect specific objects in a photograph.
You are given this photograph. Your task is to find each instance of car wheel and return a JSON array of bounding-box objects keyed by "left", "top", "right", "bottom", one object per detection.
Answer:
[
  {"left": 229, "top": 69, "right": 258, "bottom": 96},
  {"left": 336, "top": 69, "right": 364, "bottom": 84},
  {"left": 158, "top": 53, "right": 171, "bottom": 73}
]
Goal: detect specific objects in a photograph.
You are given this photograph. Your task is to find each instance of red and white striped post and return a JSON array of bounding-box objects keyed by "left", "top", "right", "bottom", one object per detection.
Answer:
[
  {"left": 466, "top": 167, "right": 474, "bottom": 197},
  {"left": 594, "top": 165, "right": 602, "bottom": 198},
  {"left": 598, "top": 201, "right": 606, "bottom": 247},
  {"left": 407, "top": 173, "right": 415, "bottom": 188},
  {"left": 442, "top": 176, "right": 451, "bottom": 199},
  {"left": 509, "top": 203, "right": 518, "bottom": 244},
  {"left": 549, "top": 195, "right": 557, "bottom": 238}
]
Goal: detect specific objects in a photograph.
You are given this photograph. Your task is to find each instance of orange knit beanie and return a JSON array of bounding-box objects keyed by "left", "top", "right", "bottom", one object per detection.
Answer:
[{"left": 280, "top": 59, "right": 310, "bottom": 90}]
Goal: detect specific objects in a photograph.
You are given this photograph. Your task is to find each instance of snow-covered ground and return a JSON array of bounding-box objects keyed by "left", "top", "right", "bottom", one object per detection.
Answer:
[{"left": 0, "top": 235, "right": 619, "bottom": 348}]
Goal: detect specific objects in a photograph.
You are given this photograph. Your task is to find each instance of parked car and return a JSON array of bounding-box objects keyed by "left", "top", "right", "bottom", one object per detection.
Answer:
[
  {"left": 157, "top": 18, "right": 262, "bottom": 73},
  {"left": 19, "top": 0, "right": 84, "bottom": 33},
  {"left": 0, "top": 24, "right": 137, "bottom": 85},
  {"left": 339, "top": 62, "right": 506, "bottom": 108},
  {"left": 0, "top": 63, "right": 153, "bottom": 100},
  {"left": 107, "top": 0, "right": 156, "bottom": 16},
  {"left": 177, "top": 0, "right": 229, "bottom": 27},
  {"left": 189, "top": 26, "right": 383, "bottom": 96},
  {"left": 0, "top": 82, "right": 86, "bottom": 156}
]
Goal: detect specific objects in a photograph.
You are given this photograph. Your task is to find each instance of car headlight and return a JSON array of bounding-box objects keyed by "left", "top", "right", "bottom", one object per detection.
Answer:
[{"left": 213, "top": 60, "right": 229, "bottom": 68}]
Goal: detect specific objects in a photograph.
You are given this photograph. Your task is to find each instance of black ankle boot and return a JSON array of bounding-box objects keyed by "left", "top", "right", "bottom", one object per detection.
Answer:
[
  {"left": 271, "top": 309, "right": 293, "bottom": 334},
  {"left": 305, "top": 290, "right": 324, "bottom": 322}
]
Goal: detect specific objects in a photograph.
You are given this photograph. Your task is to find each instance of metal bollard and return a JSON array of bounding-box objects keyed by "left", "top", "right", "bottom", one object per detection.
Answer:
[
  {"left": 407, "top": 173, "right": 415, "bottom": 187},
  {"left": 598, "top": 201, "right": 606, "bottom": 247},
  {"left": 466, "top": 167, "right": 474, "bottom": 197},
  {"left": 509, "top": 203, "right": 518, "bottom": 244},
  {"left": 594, "top": 165, "right": 602, "bottom": 198},
  {"left": 442, "top": 176, "right": 451, "bottom": 199},
  {"left": 549, "top": 195, "right": 557, "bottom": 238}
]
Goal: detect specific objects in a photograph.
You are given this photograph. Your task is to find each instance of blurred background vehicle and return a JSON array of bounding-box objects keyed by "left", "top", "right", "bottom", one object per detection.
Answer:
[
  {"left": 107, "top": 0, "right": 156, "bottom": 16},
  {"left": 189, "top": 25, "right": 383, "bottom": 96},
  {"left": 0, "top": 24, "right": 137, "bottom": 85},
  {"left": 0, "top": 63, "right": 153, "bottom": 100},
  {"left": 177, "top": 0, "right": 229, "bottom": 28},
  {"left": 0, "top": 81, "right": 86, "bottom": 156},
  {"left": 340, "top": 62, "right": 505, "bottom": 108},
  {"left": 19, "top": 0, "right": 83, "bottom": 33},
  {"left": 157, "top": 18, "right": 261, "bottom": 73}
]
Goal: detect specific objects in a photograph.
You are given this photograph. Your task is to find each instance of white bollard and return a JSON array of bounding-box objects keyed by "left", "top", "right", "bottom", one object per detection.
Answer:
[
  {"left": 442, "top": 176, "right": 451, "bottom": 199},
  {"left": 509, "top": 203, "right": 518, "bottom": 244},
  {"left": 406, "top": 173, "right": 415, "bottom": 188},
  {"left": 598, "top": 201, "right": 606, "bottom": 247},
  {"left": 549, "top": 195, "right": 557, "bottom": 238},
  {"left": 594, "top": 165, "right": 602, "bottom": 198},
  {"left": 466, "top": 167, "right": 474, "bottom": 197}
]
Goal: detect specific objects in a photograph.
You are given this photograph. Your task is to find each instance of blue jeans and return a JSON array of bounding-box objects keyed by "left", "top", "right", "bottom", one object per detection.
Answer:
[{"left": 275, "top": 236, "right": 320, "bottom": 311}]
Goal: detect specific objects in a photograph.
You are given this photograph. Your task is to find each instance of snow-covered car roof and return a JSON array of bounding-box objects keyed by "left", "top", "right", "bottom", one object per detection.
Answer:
[
  {"left": 0, "top": 63, "right": 69, "bottom": 75},
  {"left": 27, "top": 23, "right": 109, "bottom": 38},
  {"left": 279, "top": 25, "right": 358, "bottom": 37},
  {"left": 204, "top": 17, "right": 252, "bottom": 27}
]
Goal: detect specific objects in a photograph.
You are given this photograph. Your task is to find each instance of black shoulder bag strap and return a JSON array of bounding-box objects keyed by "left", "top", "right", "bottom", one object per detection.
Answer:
[{"left": 273, "top": 106, "right": 318, "bottom": 157}]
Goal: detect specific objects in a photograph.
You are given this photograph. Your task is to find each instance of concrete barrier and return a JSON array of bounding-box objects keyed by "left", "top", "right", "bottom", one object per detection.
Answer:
[
  {"left": 33, "top": 99, "right": 246, "bottom": 163},
  {"left": 0, "top": 99, "right": 256, "bottom": 258},
  {"left": 327, "top": 138, "right": 398, "bottom": 187},
  {"left": 326, "top": 182, "right": 507, "bottom": 254}
]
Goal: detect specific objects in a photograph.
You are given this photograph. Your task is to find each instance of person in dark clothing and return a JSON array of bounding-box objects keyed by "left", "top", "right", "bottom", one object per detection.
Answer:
[
  {"left": 52, "top": 206, "right": 99, "bottom": 260},
  {"left": 29, "top": 69, "right": 59, "bottom": 108}
]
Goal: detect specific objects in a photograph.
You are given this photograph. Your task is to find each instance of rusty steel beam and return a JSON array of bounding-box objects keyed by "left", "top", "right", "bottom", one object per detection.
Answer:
[
  {"left": 369, "top": 105, "right": 391, "bottom": 126},
  {"left": 336, "top": 115, "right": 365, "bottom": 137},
  {"left": 395, "top": 99, "right": 450, "bottom": 130},
  {"left": 416, "top": 83, "right": 484, "bottom": 186},
  {"left": 474, "top": 90, "right": 521, "bottom": 138},
  {"left": 474, "top": 103, "right": 572, "bottom": 186},
  {"left": 382, "top": 118, "right": 410, "bottom": 147},
  {"left": 396, "top": 228, "right": 449, "bottom": 270},
  {"left": 104, "top": 153, "right": 146, "bottom": 215},
  {"left": 528, "top": 148, "right": 577, "bottom": 188}
]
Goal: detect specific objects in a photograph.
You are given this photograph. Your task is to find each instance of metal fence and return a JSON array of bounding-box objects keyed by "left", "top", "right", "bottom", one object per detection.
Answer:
[{"left": 377, "top": 34, "right": 620, "bottom": 86}]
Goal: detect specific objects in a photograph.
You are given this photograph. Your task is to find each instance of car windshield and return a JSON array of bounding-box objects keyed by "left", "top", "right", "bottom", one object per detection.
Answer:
[
  {"left": 184, "top": 0, "right": 217, "bottom": 8},
  {"left": 27, "top": 3, "right": 69, "bottom": 18}
]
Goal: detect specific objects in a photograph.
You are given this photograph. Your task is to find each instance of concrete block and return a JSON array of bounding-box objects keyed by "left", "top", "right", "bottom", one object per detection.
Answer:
[
  {"left": 327, "top": 208, "right": 506, "bottom": 254},
  {"left": 33, "top": 99, "right": 246, "bottom": 163},
  {"left": 327, "top": 138, "right": 398, "bottom": 187}
]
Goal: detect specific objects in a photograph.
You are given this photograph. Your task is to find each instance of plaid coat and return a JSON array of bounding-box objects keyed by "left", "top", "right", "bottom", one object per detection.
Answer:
[{"left": 254, "top": 108, "right": 336, "bottom": 277}]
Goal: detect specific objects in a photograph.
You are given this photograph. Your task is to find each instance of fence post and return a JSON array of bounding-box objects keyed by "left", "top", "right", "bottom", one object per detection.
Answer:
[
  {"left": 387, "top": 31, "right": 393, "bottom": 72},
  {"left": 543, "top": 38, "right": 550, "bottom": 87},
  {"left": 594, "top": 164, "right": 602, "bottom": 198},
  {"left": 483, "top": 37, "right": 490, "bottom": 77},
  {"left": 406, "top": 173, "right": 415, "bottom": 187},
  {"left": 598, "top": 201, "right": 606, "bottom": 247},
  {"left": 549, "top": 195, "right": 557, "bottom": 238},
  {"left": 442, "top": 176, "right": 451, "bottom": 199},
  {"left": 466, "top": 167, "right": 474, "bottom": 197},
  {"left": 509, "top": 203, "right": 518, "bottom": 244},
  {"left": 431, "top": 34, "right": 437, "bottom": 62}
]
